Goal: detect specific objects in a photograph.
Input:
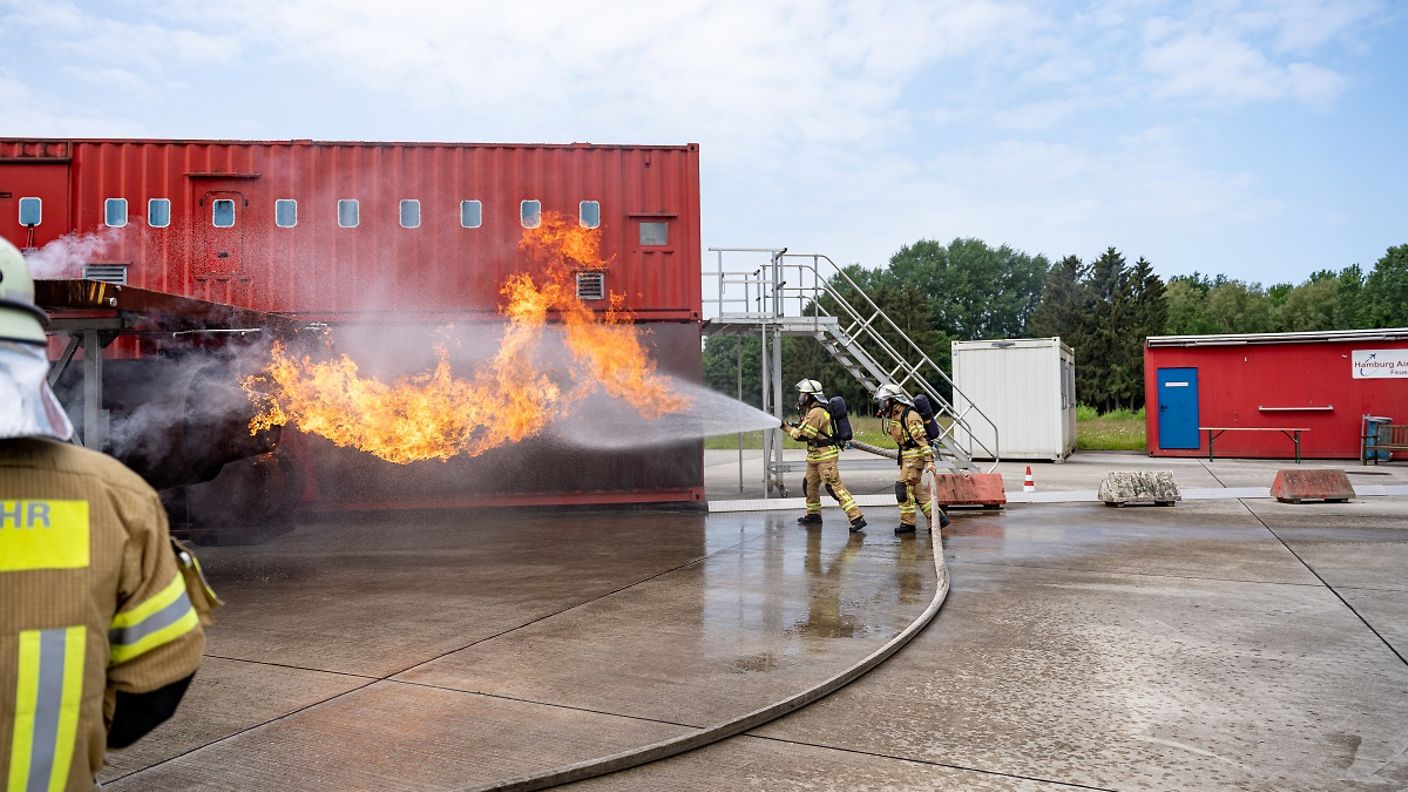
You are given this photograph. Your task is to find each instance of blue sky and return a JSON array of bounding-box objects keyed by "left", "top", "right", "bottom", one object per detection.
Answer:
[{"left": 2, "top": 0, "right": 1404, "bottom": 285}]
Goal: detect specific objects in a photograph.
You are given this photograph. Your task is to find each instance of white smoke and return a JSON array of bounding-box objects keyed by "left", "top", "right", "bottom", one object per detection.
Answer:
[
  {"left": 546, "top": 378, "right": 780, "bottom": 451},
  {"left": 22, "top": 228, "right": 124, "bottom": 279}
]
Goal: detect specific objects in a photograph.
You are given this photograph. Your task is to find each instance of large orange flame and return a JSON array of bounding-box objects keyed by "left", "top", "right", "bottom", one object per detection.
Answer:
[{"left": 243, "top": 213, "right": 689, "bottom": 463}]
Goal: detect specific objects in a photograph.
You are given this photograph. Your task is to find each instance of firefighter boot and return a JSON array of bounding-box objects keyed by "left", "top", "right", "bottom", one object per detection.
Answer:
[
  {"left": 939, "top": 509, "right": 951, "bottom": 529},
  {"left": 797, "top": 513, "right": 823, "bottom": 525},
  {"left": 849, "top": 516, "right": 867, "bottom": 533},
  {"left": 895, "top": 523, "right": 916, "bottom": 536}
]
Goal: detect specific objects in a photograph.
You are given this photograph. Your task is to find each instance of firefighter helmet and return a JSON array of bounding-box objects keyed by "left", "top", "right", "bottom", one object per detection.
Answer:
[
  {"left": 0, "top": 238, "right": 47, "bottom": 345},
  {"left": 873, "top": 383, "right": 912, "bottom": 408},
  {"left": 794, "top": 378, "right": 824, "bottom": 410}
]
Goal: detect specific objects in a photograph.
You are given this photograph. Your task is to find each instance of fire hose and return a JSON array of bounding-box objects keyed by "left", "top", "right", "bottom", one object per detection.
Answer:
[
  {"left": 468, "top": 473, "right": 952, "bottom": 792},
  {"left": 846, "top": 438, "right": 898, "bottom": 460}
]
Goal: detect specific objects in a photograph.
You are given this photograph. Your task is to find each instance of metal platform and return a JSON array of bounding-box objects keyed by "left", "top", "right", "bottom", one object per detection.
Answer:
[{"left": 35, "top": 278, "right": 311, "bottom": 451}]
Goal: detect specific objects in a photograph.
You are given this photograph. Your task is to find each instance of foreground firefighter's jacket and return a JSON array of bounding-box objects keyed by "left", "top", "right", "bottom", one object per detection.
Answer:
[{"left": 1, "top": 438, "right": 205, "bottom": 791}]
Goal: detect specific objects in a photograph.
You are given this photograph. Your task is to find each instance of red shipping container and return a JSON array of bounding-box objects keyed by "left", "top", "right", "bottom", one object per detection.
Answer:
[
  {"left": 1145, "top": 330, "right": 1408, "bottom": 460},
  {"left": 0, "top": 138, "right": 701, "bottom": 320}
]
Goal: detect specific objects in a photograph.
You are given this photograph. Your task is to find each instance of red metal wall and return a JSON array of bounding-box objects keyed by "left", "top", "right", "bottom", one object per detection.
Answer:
[
  {"left": 0, "top": 138, "right": 701, "bottom": 320},
  {"left": 1144, "top": 339, "right": 1408, "bottom": 459}
]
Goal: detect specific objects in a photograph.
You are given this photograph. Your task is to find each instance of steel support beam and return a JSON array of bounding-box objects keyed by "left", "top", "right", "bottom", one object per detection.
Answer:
[{"left": 81, "top": 330, "right": 105, "bottom": 450}]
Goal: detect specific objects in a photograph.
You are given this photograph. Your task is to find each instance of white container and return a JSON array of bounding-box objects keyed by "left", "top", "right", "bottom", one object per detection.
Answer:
[{"left": 951, "top": 338, "right": 1076, "bottom": 461}]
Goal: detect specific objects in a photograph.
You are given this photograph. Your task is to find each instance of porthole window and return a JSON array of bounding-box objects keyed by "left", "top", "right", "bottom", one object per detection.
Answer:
[
  {"left": 639, "top": 221, "right": 668, "bottom": 246},
  {"left": 104, "top": 198, "right": 128, "bottom": 228},
  {"left": 18, "top": 197, "right": 41, "bottom": 226},
  {"left": 275, "top": 199, "right": 298, "bottom": 228},
  {"left": 579, "top": 200, "right": 600, "bottom": 229},
  {"left": 212, "top": 199, "right": 236, "bottom": 228},
  {"left": 148, "top": 198, "right": 171, "bottom": 228},
  {"left": 399, "top": 199, "right": 421, "bottom": 229},
  {"left": 460, "top": 200, "right": 482, "bottom": 228},
  {"left": 520, "top": 199, "right": 541, "bottom": 229},
  {"left": 338, "top": 199, "right": 359, "bottom": 228}
]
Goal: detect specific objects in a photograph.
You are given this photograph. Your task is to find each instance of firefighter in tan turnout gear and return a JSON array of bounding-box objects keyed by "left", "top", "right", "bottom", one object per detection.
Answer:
[
  {"left": 874, "top": 384, "right": 948, "bottom": 535},
  {"left": 786, "top": 380, "right": 867, "bottom": 533},
  {"left": 0, "top": 238, "right": 212, "bottom": 791}
]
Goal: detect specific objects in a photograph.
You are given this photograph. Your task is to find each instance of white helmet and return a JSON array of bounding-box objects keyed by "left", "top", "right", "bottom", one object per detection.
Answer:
[
  {"left": 794, "top": 378, "right": 824, "bottom": 409},
  {"left": 0, "top": 237, "right": 72, "bottom": 442},
  {"left": 0, "top": 238, "right": 47, "bottom": 345},
  {"left": 873, "top": 383, "right": 912, "bottom": 408}
]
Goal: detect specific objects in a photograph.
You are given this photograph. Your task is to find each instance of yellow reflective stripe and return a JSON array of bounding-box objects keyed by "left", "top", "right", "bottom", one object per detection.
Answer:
[
  {"left": 0, "top": 501, "right": 89, "bottom": 572},
  {"left": 111, "top": 574, "right": 199, "bottom": 664},
  {"left": 110, "top": 609, "right": 197, "bottom": 665},
  {"left": 6, "top": 627, "right": 83, "bottom": 792},
  {"left": 112, "top": 575, "right": 186, "bottom": 630},
  {"left": 798, "top": 423, "right": 820, "bottom": 438},
  {"left": 48, "top": 627, "right": 85, "bottom": 792},
  {"left": 7, "top": 631, "right": 39, "bottom": 792}
]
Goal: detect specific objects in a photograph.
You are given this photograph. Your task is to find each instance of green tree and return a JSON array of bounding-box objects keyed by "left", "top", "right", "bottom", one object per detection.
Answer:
[
  {"left": 1205, "top": 280, "right": 1275, "bottom": 333},
  {"left": 1164, "top": 276, "right": 1217, "bottom": 334},
  {"left": 1081, "top": 248, "right": 1135, "bottom": 411},
  {"left": 1030, "top": 255, "right": 1088, "bottom": 340},
  {"left": 1276, "top": 278, "right": 1340, "bottom": 331},
  {"left": 884, "top": 238, "right": 1048, "bottom": 340},
  {"left": 1363, "top": 244, "right": 1408, "bottom": 327},
  {"left": 701, "top": 334, "right": 763, "bottom": 407},
  {"left": 1333, "top": 265, "right": 1368, "bottom": 329},
  {"left": 1124, "top": 257, "right": 1166, "bottom": 407}
]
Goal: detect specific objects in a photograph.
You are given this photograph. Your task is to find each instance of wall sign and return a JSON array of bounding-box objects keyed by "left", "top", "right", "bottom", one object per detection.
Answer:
[{"left": 1352, "top": 349, "right": 1408, "bottom": 379}]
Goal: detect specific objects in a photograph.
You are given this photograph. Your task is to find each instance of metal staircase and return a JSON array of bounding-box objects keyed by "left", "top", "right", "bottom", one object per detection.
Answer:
[{"left": 702, "top": 248, "right": 999, "bottom": 497}]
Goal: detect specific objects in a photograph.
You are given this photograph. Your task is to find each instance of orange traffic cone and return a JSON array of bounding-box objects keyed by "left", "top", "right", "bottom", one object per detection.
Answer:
[{"left": 1023, "top": 465, "right": 1035, "bottom": 493}]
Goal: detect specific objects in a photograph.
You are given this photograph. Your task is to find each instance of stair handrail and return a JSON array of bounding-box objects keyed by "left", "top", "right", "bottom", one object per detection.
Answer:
[
  {"left": 775, "top": 253, "right": 1001, "bottom": 472},
  {"left": 703, "top": 247, "right": 1002, "bottom": 473}
]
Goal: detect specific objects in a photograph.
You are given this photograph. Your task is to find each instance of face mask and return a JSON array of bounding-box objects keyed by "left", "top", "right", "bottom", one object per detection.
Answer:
[{"left": 0, "top": 341, "right": 74, "bottom": 442}]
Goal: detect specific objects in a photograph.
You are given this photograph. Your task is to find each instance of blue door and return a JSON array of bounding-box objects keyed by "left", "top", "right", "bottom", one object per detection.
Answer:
[{"left": 1156, "top": 367, "right": 1199, "bottom": 449}]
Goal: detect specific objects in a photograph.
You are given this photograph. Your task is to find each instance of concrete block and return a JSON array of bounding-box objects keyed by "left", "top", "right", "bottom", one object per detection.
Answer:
[
  {"left": 931, "top": 473, "right": 1006, "bottom": 509},
  {"left": 1271, "top": 469, "right": 1355, "bottom": 504},
  {"left": 1098, "top": 471, "right": 1180, "bottom": 507}
]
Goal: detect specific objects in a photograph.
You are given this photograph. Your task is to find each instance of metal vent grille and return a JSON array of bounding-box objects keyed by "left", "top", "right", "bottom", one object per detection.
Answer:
[
  {"left": 83, "top": 264, "right": 128, "bottom": 285},
  {"left": 575, "top": 271, "right": 605, "bottom": 301}
]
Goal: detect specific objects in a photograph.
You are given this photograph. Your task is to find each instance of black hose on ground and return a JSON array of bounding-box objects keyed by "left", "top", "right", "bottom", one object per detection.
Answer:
[{"left": 847, "top": 439, "right": 897, "bottom": 460}]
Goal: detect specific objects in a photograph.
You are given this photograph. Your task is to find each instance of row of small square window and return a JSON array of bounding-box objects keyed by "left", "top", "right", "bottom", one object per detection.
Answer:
[{"left": 16, "top": 197, "right": 603, "bottom": 231}]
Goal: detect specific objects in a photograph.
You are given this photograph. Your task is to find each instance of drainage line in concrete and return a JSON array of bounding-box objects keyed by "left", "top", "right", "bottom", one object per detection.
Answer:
[
  {"left": 1240, "top": 500, "right": 1408, "bottom": 668},
  {"left": 1197, "top": 458, "right": 1229, "bottom": 488},
  {"left": 743, "top": 734, "right": 1118, "bottom": 792},
  {"left": 462, "top": 475, "right": 952, "bottom": 792}
]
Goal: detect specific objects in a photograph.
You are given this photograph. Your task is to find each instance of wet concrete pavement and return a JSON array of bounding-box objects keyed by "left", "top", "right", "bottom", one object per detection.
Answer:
[
  {"left": 573, "top": 499, "right": 1408, "bottom": 792},
  {"left": 704, "top": 447, "right": 1408, "bottom": 500},
  {"left": 104, "top": 481, "right": 1408, "bottom": 791},
  {"left": 102, "top": 510, "right": 939, "bottom": 789}
]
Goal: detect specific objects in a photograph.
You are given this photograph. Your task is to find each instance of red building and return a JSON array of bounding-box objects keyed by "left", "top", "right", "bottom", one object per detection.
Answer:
[
  {"left": 0, "top": 138, "right": 700, "bottom": 320},
  {"left": 0, "top": 138, "right": 705, "bottom": 512},
  {"left": 1145, "top": 329, "right": 1408, "bottom": 460}
]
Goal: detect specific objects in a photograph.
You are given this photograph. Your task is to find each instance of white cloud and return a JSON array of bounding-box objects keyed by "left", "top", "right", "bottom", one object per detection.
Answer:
[
  {"left": 1142, "top": 30, "right": 1347, "bottom": 108},
  {"left": 0, "top": 0, "right": 1397, "bottom": 283},
  {"left": 0, "top": 71, "right": 146, "bottom": 136},
  {"left": 0, "top": 0, "right": 241, "bottom": 72}
]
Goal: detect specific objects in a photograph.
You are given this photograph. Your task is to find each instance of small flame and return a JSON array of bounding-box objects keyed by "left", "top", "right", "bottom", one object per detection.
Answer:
[{"left": 243, "top": 213, "right": 689, "bottom": 463}]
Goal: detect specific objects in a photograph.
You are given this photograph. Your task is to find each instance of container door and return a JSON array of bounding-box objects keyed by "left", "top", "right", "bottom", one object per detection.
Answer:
[
  {"left": 1156, "top": 367, "right": 1199, "bottom": 449},
  {"left": 193, "top": 189, "right": 248, "bottom": 304},
  {"left": 196, "top": 190, "right": 244, "bottom": 278}
]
